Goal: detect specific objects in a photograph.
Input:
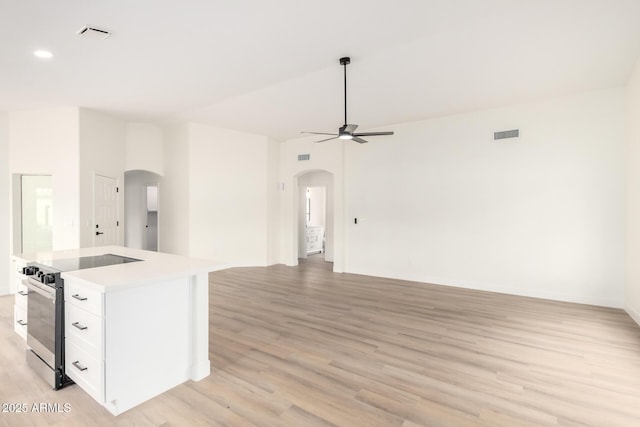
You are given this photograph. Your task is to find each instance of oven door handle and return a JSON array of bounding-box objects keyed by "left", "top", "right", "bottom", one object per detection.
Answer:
[{"left": 25, "top": 280, "right": 55, "bottom": 300}]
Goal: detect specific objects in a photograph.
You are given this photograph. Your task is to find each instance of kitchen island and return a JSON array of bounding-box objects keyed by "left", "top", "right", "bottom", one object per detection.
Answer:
[{"left": 14, "top": 246, "right": 228, "bottom": 416}]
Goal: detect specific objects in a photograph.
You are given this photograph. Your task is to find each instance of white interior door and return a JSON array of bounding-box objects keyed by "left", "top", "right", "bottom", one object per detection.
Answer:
[{"left": 94, "top": 174, "right": 119, "bottom": 246}]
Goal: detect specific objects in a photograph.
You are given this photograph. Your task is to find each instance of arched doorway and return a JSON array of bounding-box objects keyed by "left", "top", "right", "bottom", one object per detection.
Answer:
[
  {"left": 288, "top": 168, "right": 347, "bottom": 272},
  {"left": 297, "top": 170, "right": 334, "bottom": 263},
  {"left": 124, "top": 170, "right": 161, "bottom": 251}
]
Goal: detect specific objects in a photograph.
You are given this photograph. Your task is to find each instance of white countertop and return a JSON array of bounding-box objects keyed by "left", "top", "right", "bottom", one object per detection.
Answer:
[{"left": 15, "top": 246, "right": 229, "bottom": 292}]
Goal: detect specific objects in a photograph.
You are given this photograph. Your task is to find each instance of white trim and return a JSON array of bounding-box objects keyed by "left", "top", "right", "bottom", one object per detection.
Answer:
[
  {"left": 345, "top": 267, "right": 624, "bottom": 308},
  {"left": 189, "top": 273, "right": 210, "bottom": 381},
  {"left": 625, "top": 304, "right": 640, "bottom": 327}
]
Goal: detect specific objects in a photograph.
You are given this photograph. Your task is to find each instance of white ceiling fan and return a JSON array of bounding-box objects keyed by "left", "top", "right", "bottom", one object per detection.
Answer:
[{"left": 302, "top": 57, "right": 394, "bottom": 144}]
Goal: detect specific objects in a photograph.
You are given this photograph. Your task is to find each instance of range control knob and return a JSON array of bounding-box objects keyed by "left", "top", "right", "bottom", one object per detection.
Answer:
[
  {"left": 43, "top": 274, "right": 56, "bottom": 285},
  {"left": 23, "top": 266, "right": 39, "bottom": 276}
]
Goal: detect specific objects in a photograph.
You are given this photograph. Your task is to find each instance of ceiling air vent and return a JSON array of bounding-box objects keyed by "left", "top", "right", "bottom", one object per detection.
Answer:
[
  {"left": 494, "top": 129, "right": 520, "bottom": 141},
  {"left": 77, "top": 26, "right": 111, "bottom": 40}
]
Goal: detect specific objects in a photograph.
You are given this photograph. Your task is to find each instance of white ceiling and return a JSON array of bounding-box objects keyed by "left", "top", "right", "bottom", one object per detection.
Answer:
[{"left": 2, "top": 0, "right": 640, "bottom": 141}]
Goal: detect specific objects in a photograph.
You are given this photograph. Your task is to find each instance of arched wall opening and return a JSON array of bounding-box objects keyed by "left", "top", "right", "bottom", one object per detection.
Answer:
[
  {"left": 288, "top": 167, "right": 344, "bottom": 272},
  {"left": 297, "top": 170, "right": 334, "bottom": 262},
  {"left": 124, "top": 169, "right": 161, "bottom": 251}
]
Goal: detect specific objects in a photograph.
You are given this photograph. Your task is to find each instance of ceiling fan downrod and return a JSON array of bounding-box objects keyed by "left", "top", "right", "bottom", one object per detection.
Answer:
[
  {"left": 340, "top": 56, "right": 350, "bottom": 126},
  {"left": 300, "top": 55, "right": 393, "bottom": 144}
]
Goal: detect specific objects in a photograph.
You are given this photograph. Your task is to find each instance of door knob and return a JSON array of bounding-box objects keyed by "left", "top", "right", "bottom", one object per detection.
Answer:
[{"left": 96, "top": 231, "right": 104, "bottom": 236}]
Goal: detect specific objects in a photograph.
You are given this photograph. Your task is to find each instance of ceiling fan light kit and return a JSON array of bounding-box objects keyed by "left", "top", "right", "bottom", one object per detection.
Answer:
[{"left": 302, "top": 56, "right": 394, "bottom": 144}]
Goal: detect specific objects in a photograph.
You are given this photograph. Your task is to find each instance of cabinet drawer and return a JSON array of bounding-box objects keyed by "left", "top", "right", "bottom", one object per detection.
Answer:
[
  {"left": 14, "top": 305, "right": 27, "bottom": 340},
  {"left": 14, "top": 270, "right": 26, "bottom": 297},
  {"left": 15, "top": 283, "right": 29, "bottom": 310},
  {"left": 65, "top": 281, "right": 103, "bottom": 315},
  {"left": 66, "top": 303, "right": 102, "bottom": 358},
  {"left": 15, "top": 270, "right": 26, "bottom": 288},
  {"left": 66, "top": 341, "right": 103, "bottom": 403}
]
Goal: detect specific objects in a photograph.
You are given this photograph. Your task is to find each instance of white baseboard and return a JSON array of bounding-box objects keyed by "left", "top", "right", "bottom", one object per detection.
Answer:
[
  {"left": 0, "top": 286, "right": 10, "bottom": 296},
  {"left": 441, "top": 277, "right": 622, "bottom": 308},
  {"left": 625, "top": 304, "right": 640, "bottom": 327},
  {"left": 344, "top": 267, "right": 623, "bottom": 308},
  {"left": 190, "top": 359, "right": 211, "bottom": 381}
]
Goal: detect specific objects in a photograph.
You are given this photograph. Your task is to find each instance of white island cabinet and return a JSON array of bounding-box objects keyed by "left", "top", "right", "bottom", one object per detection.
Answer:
[
  {"left": 13, "top": 258, "right": 28, "bottom": 340},
  {"left": 15, "top": 246, "right": 228, "bottom": 416}
]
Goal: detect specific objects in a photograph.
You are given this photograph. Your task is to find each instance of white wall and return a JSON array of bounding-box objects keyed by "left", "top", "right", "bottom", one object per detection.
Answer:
[
  {"left": 187, "top": 123, "right": 277, "bottom": 266},
  {"left": 124, "top": 122, "right": 163, "bottom": 250},
  {"left": 9, "top": 107, "right": 81, "bottom": 251},
  {"left": 79, "top": 108, "right": 126, "bottom": 248},
  {"left": 626, "top": 59, "right": 640, "bottom": 325},
  {"left": 125, "top": 123, "right": 164, "bottom": 176},
  {"left": 160, "top": 124, "right": 190, "bottom": 256},
  {"left": 344, "top": 89, "right": 626, "bottom": 307},
  {"left": 147, "top": 186, "right": 158, "bottom": 211},
  {"left": 281, "top": 138, "right": 345, "bottom": 271},
  {"left": 307, "top": 187, "right": 326, "bottom": 227},
  {"left": 0, "top": 112, "right": 10, "bottom": 294}
]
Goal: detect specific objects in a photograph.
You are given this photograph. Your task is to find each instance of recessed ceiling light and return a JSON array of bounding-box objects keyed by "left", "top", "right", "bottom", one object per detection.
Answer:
[{"left": 33, "top": 50, "right": 53, "bottom": 59}]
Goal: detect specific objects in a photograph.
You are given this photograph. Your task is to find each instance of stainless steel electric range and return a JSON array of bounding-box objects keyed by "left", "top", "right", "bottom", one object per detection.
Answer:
[{"left": 22, "top": 254, "right": 142, "bottom": 389}]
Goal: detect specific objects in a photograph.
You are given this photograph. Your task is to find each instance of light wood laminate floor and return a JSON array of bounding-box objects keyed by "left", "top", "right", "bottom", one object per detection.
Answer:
[{"left": 2, "top": 256, "right": 640, "bottom": 426}]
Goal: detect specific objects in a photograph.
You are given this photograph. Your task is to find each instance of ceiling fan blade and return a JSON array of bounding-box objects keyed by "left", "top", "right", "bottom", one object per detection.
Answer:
[
  {"left": 352, "top": 131, "right": 394, "bottom": 136},
  {"left": 315, "top": 136, "right": 339, "bottom": 143},
  {"left": 343, "top": 124, "right": 358, "bottom": 133},
  {"left": 352, "top": 136, "right": 368, "bottom": 144},
  {"left": 302, "top": 131, "right": 339, "bottom": 136}
]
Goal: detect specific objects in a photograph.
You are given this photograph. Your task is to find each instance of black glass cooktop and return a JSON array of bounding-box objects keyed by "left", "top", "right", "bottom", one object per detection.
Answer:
[{"left": 38, "top": 254, "right": 142, "bottom": 272}]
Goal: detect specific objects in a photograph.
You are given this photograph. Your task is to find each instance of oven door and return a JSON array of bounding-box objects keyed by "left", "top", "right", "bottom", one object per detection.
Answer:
[{"left": 25, "top": 279, "right": 56, "bottom": 369}]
